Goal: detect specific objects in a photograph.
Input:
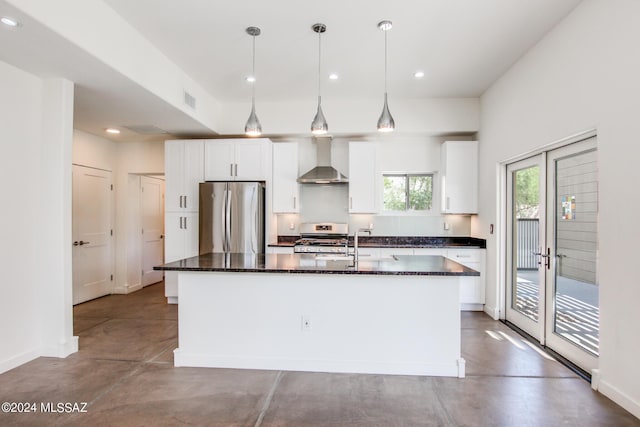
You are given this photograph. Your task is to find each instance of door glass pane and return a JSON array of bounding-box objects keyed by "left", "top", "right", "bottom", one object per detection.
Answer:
[
  {"left": 512, "top": 166, "right": 540, "bottom": 322},
  {"left": 553, "top": 150, "right": 599, "bottom": 355}
]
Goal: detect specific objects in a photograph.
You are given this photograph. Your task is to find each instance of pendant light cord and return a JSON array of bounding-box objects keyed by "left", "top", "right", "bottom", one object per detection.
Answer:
[
  {"left": 384, "top": 29, "right": 388, "bottom": 93},
  {"left": 252, "top": 34, "right": 256, "bottom": 105},
  {"left": 317, "top": 29, "right": 322, "bottom": 104}
]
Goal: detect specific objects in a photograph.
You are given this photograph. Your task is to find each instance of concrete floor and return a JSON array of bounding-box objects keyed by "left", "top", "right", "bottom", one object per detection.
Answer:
[{"left": 0, "top": 282, "right": 637, "bottom": 426}]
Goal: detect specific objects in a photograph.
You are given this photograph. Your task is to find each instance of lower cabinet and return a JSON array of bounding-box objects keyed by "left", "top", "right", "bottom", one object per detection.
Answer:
[
  {"left": 446, "top": 249, "right": 485, "bottom": 310},
  {"left": 266, "top": 246, "right": 295, "bottom": 255},
  {"left": 413, "top": 247, "right": 485, "bottom": 310},
  {"left": 164, "top": 212, "right": 199, "bottom": 304}
]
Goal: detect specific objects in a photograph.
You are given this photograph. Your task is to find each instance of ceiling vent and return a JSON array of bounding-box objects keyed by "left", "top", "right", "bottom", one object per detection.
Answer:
[
  {"left": 121, "top": 124, "right": 168, "bottom": 135},
  {"left": 184, "top": 91, "right": 196, "bottom": 109}
]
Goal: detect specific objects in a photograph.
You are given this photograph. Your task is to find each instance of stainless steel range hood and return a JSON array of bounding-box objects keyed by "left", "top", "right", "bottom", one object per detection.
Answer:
[{"left": 297, "top": 137, "right": 348, "bottom": 184}]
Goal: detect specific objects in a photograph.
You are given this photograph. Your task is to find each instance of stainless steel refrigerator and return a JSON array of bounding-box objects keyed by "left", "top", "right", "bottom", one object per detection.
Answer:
[{"left": 199, "top": 182, "right": 265, "bottom": 254}]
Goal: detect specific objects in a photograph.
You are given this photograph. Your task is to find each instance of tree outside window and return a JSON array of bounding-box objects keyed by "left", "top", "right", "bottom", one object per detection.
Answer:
[{"left": 383, "top": 174, "right": 433, "bottom": 211}]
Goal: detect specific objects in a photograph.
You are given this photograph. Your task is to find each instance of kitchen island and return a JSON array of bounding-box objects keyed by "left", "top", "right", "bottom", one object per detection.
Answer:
[{"left": 155, "top": 253, "right": 478, "bottom": 377}]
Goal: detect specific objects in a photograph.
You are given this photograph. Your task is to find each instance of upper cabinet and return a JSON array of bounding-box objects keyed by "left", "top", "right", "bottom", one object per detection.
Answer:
[
  {"left": 272, "top": 142, "right": 300, "bottom": 213},
  {"left": 441, "top": 141, "right": 478, "bottom": 214},
  {"left": 165, "top": 140, "right": 204, "bottom": 212},
  {"left": 204, "top": 139, "right": 270, "bottom": 181},
  {"left": 349, "top": 141, "right": 377, "bottom": 213}
]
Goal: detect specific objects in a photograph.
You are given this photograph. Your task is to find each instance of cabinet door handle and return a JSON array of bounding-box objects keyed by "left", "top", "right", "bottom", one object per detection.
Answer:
[
  {"left": 179, "top": 195, "right": 182, "bottom": 208},
  {"left": 234, "top": 163, "right": 238, "bottom": 177},
  {"left": 180, "top": 217, "right": 184, "bottom": 229},
  {"left": 230, "top": 163, "right": 234, "bottom": 177},
  {"left": 350, "top": 197, "right": 353, "bottom": 210},
  {"left": 446, "top": 197, "right": 450, "bottom": 210},
  {"left": 183, "top": 196, "right": 187, "bottom": 209},
  {"left": 293, "top": 196, "right": 296, "bottom": 209},
  {"left": 184, "top": 217, "right": 187, "bottom": 229}
]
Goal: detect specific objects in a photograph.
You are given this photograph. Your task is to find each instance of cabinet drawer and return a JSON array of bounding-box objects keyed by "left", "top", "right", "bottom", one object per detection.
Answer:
[{"left": 446, "top": 249, "right": 480, "bottom": 263}]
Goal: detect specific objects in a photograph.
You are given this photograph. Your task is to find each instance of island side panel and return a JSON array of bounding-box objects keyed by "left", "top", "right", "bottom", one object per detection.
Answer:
[{"left": 175, "top": 271, "right": 462, "bottom": 377}]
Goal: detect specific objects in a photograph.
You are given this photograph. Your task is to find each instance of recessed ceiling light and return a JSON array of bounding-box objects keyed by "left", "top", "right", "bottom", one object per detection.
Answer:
[
  {"left": 328, "top": 73, "right": 339, "bottom": 80},
  {"left": 246, "top": 76, "right": 256, "bottom": 83},
  {"left": 105, "top": 128, "right": 121, "bottom": 134},
  {"left": 414, "top": 71, "right": 425, "bottom": 79},
  {"left": 1, "top": 16, "right": 20, "bottom": 27}
]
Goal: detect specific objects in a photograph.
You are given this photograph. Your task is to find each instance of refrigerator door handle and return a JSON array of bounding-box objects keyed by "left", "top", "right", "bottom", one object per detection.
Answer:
[
  {"left": 225, "top": 186, "right": 232, "bottom": 252},
  {"left": 251, "top": 186, "right": 257, "bottom": 254}
]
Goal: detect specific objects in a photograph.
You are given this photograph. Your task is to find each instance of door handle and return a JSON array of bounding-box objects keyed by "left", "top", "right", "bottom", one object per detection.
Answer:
[
  {"left": 160, "top": 235, "right": 164, "bottom": 239},
  {"left": 73, "top": 241, "right": 79, "bottom": 246},
  {"left": 533, "top": 248, "right": 551, "bottom": 269},
  {"left": 79, "top": 240, "right": 90, "bottom": 246}
]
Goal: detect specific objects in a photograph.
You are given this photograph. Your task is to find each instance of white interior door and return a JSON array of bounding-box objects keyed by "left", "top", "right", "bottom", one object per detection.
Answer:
[
  {"left": 72, "top": 165, "right": 113, "bottom": 304},
  {"left": 141, "top": 176, "right": 165, "bottom": 286}
]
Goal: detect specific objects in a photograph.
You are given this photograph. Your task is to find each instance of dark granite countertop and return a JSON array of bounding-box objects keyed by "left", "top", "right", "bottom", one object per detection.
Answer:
[
  {"left": 154, "top": 253, "right": 479, "bottom": 276},
  {"left": 268, "top": 236, "right": 486, "bottom": 249}
]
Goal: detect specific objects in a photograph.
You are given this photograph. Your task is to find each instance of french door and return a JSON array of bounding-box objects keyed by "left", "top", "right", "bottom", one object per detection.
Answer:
[{"left": 506, "top": 137, "right": 599, "bottom": 372}]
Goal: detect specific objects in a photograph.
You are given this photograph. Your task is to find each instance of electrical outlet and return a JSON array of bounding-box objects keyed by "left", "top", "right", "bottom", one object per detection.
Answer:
[
  {"left": 289, "top": 222, "right": 295, "bottom": 230},
  {"left": 301, "top": 315, "right": 312, "bottom": 331},
  {"left": 444, "top": 222, "right": 450, "bottom": 231}
]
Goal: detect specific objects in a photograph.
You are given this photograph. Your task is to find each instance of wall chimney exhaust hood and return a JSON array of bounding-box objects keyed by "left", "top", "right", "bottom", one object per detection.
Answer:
[{"left": 298, "top": 137, "right": 348, "bottom": 184}]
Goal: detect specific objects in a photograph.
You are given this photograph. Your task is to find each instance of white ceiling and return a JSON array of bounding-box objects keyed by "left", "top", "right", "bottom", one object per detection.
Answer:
[{"left": 0, "top": 0, "right": 582, "bottom": 140}]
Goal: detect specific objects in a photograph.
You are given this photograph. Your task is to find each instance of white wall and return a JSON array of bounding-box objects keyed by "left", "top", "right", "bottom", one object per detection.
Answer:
[
  {"left": 0, "top": 61, "right": 76, "bottom": 372},
  {"left": 0, "top": 60, "right": 45, "bottom": 371},
  {"left": 477, "top": 0, "right": 640, "bottom": 417}
]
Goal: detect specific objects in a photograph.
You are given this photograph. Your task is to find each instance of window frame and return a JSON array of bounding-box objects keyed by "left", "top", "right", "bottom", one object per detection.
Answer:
[{"left": 382, "top": 173, "right": 434, "bottom": 213}]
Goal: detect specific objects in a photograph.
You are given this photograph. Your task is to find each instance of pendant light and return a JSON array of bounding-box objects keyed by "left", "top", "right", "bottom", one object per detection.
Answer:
[
  {"left": 311, "top": 23, "right": 328, "bottom": 135},
  {"left": 377, "top": 20, "right": 395, "bottom": 132},
  {"left": 244, "top": 26, "right": 262, "bottom": 137}
]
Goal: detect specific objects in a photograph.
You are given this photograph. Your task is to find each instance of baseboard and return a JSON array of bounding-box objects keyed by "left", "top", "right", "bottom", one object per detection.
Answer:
[
  {"left": 460, "top": 303, "right": 484, "bottom": 311},
  {"left": 113, "top": 283, "right": 143, "bottom": 295},
  {"left": 167, "top": 297, "right": 178, "bottom": 304},
  {"left": 598, "top": 378, "right": 640, "bottom": 419},
  {"left": 0, "top": 348, "right": 40, "bottom": 374},
  {"left": 40, "top": 336, "right": 78, "bottom": 358},
  {"left": 173, "top": 349, "right": 461, "bottom": 377},
  {"left": 484, "top": 304, "right": 500, "bottom": 320}
]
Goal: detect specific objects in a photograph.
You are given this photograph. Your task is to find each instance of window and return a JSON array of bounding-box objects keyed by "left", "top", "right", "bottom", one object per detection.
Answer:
[{"left": 383, "top": 174, "right": 433, "bottom": 211}]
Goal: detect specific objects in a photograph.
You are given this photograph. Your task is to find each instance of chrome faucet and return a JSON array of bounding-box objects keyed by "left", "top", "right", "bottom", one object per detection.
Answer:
[{"left": 353, "top": 228, "right": 372, "bottom": 264}]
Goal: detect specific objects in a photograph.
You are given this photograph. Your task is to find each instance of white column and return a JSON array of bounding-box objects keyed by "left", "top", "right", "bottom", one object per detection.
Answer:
[{"left": 39, "top": 78, "right": 77, "bottom": 357}]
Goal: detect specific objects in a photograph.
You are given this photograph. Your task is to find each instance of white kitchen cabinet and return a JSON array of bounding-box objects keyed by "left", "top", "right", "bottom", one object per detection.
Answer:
[
  {"left": 165, "top": 140, "right": 204, "bottom": 212},
  {"left": 412, "top": 248, "right": 447, "bottom": 256},
  {"left": 349, "top": 141, "right": 377, "bottom": 213},
  {"left": 379, "top": 247, "right": 415, "bottom": 257},
  {"left": 164, "top": 139, "right": 203, "bottom": 304},
  {"left": 164, "top": 211, "right": 199, "bottom": 304},
  {"left": 441, "top": 141, "right": 478, "bottom": 214},
  {"left": 164, "top": 212, "right": 199, "bottom": 263},
  {"left": 272, "top": 142, "right": 299, "bottom": 213},
  {"left": 204, "top": 139, "right": 270, "bottom": 181},
  {"left": 446, "top": 248, "right": 485, "bottom": 310},
  {"left": 267, "top": 246, "right": 295, "bottom": 255}
]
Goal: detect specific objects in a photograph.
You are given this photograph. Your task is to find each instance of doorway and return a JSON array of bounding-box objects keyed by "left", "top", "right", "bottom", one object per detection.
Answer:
[
  {"left": 140, "top": 175, "right": 165, "bottom": 286},
  {"left": 505, "top": 136, "right": 599, "bottom": 372}
]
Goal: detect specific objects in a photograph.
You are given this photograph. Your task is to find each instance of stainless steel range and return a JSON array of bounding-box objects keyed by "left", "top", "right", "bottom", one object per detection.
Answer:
[{"left": 294, "top": 223, "right": 349, "bottom": 254}]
